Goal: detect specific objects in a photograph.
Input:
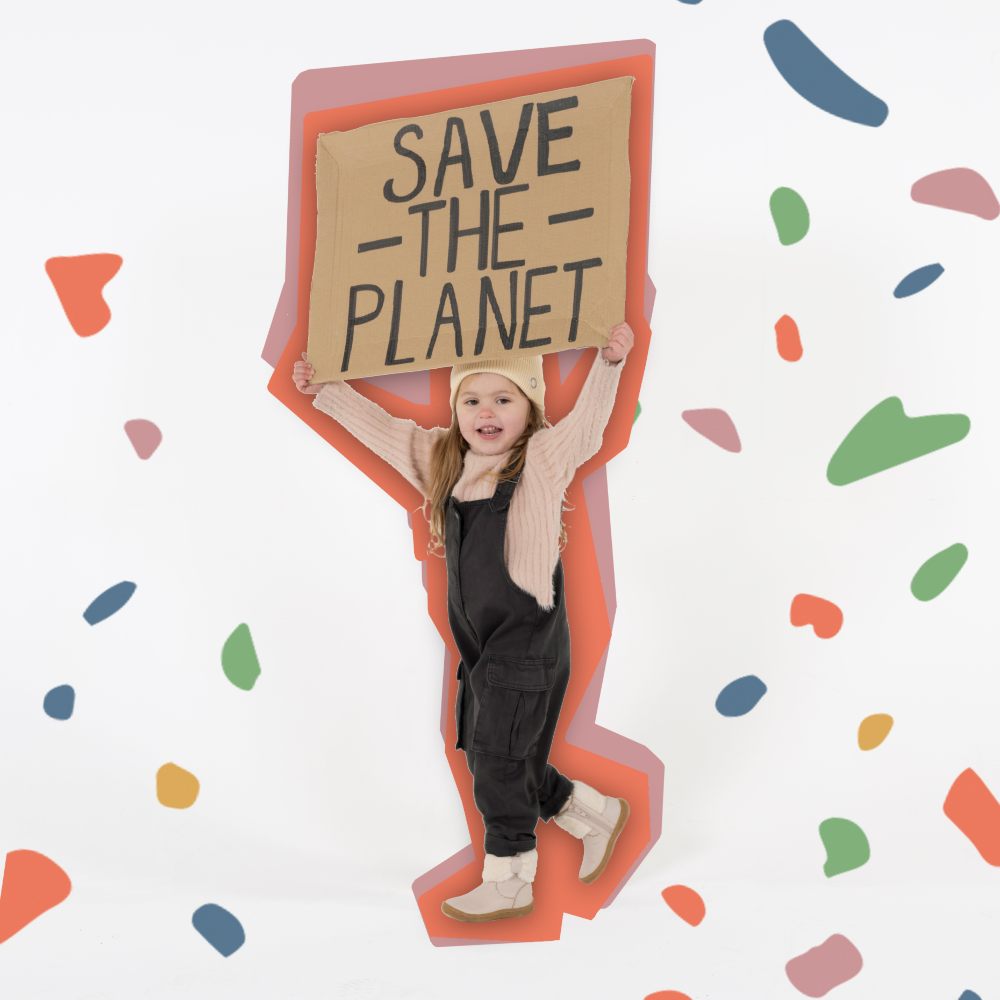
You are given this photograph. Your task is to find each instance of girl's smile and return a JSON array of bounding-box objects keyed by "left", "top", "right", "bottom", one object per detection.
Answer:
[{"left": 455, "top": 372, "right": 531, "bottom": 456}]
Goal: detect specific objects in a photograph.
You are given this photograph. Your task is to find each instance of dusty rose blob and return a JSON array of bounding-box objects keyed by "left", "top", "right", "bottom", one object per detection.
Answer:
[{"left": 786, "top": 933, "right": 863, "bottom": 996}]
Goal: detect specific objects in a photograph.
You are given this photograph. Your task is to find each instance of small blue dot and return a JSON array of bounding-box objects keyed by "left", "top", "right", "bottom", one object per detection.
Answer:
[
  {"left": 192, "top": 903, "right": 245, "bottom": 957},
  {"left": 716, "top": 675, "right": 767, "bottom": 717},
  {"left": 43, "top": 685, "right": 75, "bottom": 720}
]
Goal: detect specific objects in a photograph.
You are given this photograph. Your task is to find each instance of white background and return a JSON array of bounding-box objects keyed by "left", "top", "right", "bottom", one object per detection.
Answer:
[{"left": 2, "top": 1, "right": 999, "bottom": 997}]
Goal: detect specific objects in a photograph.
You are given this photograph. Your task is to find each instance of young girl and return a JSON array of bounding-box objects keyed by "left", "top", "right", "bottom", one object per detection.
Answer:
[{"left": 293, "top": 322, "right": 635, "bottom": 923}]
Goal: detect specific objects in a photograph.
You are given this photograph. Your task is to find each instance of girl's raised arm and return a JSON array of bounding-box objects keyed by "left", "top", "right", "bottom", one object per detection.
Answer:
[
  {"left": 531, "top": 350, "right": 626, "bottom": 486},
  {"left": 311, "top": 379, "right": 446, "bottom": 499}
]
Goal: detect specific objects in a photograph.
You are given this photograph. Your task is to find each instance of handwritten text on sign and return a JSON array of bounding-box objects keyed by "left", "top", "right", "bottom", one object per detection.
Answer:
[{"left": 306, "top": 77, "right": 632, "bottom": 381}]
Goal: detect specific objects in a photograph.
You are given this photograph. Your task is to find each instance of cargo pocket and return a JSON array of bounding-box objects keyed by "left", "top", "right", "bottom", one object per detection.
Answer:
[
  {"left": 471, "top": 654, "right": 557, "bottom": 759},
  {"left": 454, "top": 663, "right": 466, "bottom": 751}
]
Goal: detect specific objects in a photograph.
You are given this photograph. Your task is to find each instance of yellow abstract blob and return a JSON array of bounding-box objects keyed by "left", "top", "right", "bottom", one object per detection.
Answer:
[
  {"left": 857, "top": 714, "right": 893, "bottom": 751},
  {"left": 156, "top": 763, "right": 200, "bottom": 808}
]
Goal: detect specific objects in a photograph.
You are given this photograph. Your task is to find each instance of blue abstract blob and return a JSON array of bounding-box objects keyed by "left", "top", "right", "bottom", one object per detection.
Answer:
[
  {"left": 192, "top": 903, "right": 245, "bottom": 957},
  {"left": 958, "top": 992, "right": 982, "bottom": 1000},
  {"left": 82, "top": 581, "right": 136, "bottom": 625},
  {"left": 43, "top": 685, "right": 75, "bottom": 720},
  {"left": 716, "top": 675, "right": 767, "bottom": 717},
  {"left": 676, "top": 0, "right": 703, "bottom": 4},
  {"left": 763, "top": 19, "right": 889, "bottom": 127},
  {"left": 893, "top": 263, "right": 944, "bottom": 298}
]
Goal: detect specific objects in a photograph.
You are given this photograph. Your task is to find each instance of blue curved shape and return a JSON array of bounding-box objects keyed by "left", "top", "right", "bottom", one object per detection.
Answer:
[
  {"left": 716, "top": 675, "right": 767, "bottom": 717},
  {"left": 192, "top": 903, "right": 245, "bottom": 957},
  {"left": 43, "top": 685, "right": 75, "bottom": 720},
  {"left": 82, "top": 581, "right": 137, "bottom": 625},
  {"left": 893, "top": 263, "right": 944, "bottom": 298},
  {"left": 763, "top": 19, "right": 889, "bottom": 127}
]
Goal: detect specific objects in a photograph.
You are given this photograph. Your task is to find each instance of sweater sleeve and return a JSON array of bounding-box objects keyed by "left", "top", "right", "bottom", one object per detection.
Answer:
[
  {"left": 532, "top": 351, "right": 626, "bottom": 485},
  {"left": 311, "top": 380, "right": 446, "bottom": 498}
]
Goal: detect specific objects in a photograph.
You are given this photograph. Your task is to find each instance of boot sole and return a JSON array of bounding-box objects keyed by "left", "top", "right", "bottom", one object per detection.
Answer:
[
  {"left": 581, "top": 797, "right": 630, "bottom": 884},
  {"left": 440, "top": 899, "right": 534, "bottom": 922}
]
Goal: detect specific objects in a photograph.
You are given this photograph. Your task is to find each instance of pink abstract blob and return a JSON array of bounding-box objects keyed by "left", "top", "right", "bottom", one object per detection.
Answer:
[
  {"left": 911, "top": 168, "right": 999, "bottom": 220},
  {"left": 124, "top": 419, "right": 162, "bottom": 459},
  {"left": 786, "top": 933, "right": 863, "bottom": 997},
  {"left": 681, "top": 408, "right": 741, "bottom": 452}
]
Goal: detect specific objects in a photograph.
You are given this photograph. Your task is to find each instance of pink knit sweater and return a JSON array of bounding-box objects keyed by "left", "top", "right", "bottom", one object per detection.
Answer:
[{"left": 312, "top": 351, "right": 625, "bottom": 610}]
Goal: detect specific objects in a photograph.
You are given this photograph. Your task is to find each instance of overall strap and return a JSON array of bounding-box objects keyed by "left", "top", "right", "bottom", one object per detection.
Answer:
[{"left": 489, "top": 467, "right": 522, "bottom": 513}]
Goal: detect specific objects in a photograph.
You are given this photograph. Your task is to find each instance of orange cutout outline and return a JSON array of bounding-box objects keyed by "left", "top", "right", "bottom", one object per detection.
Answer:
[{"left": 268, "top": 54, "right": 655, "bottom": 943}]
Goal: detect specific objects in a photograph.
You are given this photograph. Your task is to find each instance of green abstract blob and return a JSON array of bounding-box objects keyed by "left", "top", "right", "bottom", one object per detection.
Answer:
[
  {"left": 634, "top": 400, "right": 641, "bottom": 424},
  {"left": 769, "top": 187, "right": 810, "bottom": 244},
  {"left": 222, "top": 623, "right": 261, "bottom": 691},
  {"left": 827, "top": 397, "right": 970, "bottom": 485},
  {"left": 819, "top": 818, "right": 870, "bottom": 877},
  {"left": 911, "top": 543, "right": 968, "bottom": 601}
]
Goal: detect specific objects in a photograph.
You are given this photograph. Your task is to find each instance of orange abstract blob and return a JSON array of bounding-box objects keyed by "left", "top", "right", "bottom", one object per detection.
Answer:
[
  {"left": 775, "top": 314, "right": 803, "bottom": 361},
  {"left": 790, "top": 593, "right": 843, "bottom": 638},
  {"left": 0, "top": 849, "right": 72, "bottom": 943},
  {"left": 944, "top": 767, "right": 1000, "bottom": 865},
  {"left": 644, "top": 992, "right": 693, "bottom": 1000},
  {"left": 157, "top": 763, "right": 200, "bottom": 809},
  {"left": 44, "top": 253, "right": 123, "bottom": 337},
  {"left": 858, "top": 713, "right": 893, "bottom": 750},
  {"left": 661, "top": 884, "right": 706, "bottom": 926}
]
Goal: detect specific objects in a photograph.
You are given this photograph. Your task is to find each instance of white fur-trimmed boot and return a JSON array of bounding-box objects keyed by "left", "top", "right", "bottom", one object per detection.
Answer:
[
  {"left": 440, "top": 848, "right": 536, "bottom": 922},
  {"left": 553, "top": 779, "right": 629, "bottom": 883}
]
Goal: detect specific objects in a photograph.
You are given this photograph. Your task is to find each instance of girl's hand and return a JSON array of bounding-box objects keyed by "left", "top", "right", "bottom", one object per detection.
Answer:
[
  {"left": 293, "top": 351, "right": 321, "bottom": 394},
  {"left": 601, "top": 322, "right": 635, "bottom": 365}
]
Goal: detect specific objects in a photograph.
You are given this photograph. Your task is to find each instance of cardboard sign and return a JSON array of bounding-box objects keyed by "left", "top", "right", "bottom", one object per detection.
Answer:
[{"left": 306, "top": 76, "right": 632, "bottom": 381}]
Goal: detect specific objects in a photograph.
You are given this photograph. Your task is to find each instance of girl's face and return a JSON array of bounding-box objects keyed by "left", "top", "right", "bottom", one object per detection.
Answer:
[{"left": 455, "top": 373, "right": 531, "bottom": 456}]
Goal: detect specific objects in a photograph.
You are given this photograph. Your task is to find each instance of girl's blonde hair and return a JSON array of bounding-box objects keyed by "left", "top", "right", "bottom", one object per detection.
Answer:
[{"left": 420, "top": 394, "right": 572, "bottom": 558}]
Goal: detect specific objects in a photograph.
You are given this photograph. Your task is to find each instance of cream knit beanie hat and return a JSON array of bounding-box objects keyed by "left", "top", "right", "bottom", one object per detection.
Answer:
[{"left": 449, "top": 354, "right": 546, "bottom": 419}]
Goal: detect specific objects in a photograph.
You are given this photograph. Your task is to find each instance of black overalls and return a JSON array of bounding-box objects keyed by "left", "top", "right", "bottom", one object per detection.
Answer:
[{"left": 446, "top": 468, "right": 574, "bottom": 858}]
